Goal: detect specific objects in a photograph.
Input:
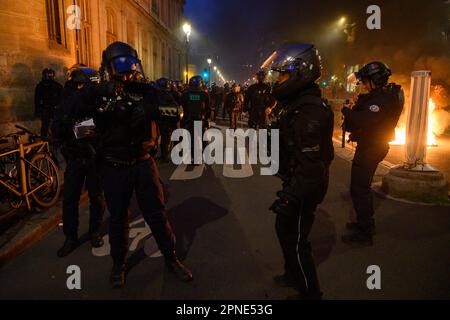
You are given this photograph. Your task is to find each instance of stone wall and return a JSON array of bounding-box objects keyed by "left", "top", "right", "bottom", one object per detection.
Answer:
[{"left": 0, "top": 0, "right": 186, "bottom": 134}]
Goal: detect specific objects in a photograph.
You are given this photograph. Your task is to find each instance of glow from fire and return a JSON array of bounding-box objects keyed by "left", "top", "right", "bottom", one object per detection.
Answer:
[{"left": 390, "top": 98, "right": 437, "bottom": 146}]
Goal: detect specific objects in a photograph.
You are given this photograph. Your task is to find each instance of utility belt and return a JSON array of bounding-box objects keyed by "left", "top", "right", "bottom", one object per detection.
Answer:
[
  {"left": 159, "top": 105, "right": 184, "bottom": 120},
  {"left": 104, "top": 154, "right": 150, "bottom": 168},
  {"left": 283, "top": 143, "right": 322, "bottom": 169},
  {"left": 61, "top": 143, "right": 96, "bottom": 161},
  {"left": 350, "top": 129, "right": 394, "bottom": 147}
]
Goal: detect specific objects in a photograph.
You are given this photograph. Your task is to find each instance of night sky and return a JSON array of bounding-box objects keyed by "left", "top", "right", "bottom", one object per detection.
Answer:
[{"left": 185, "top": 0, "right": 450, "bottom": 84}]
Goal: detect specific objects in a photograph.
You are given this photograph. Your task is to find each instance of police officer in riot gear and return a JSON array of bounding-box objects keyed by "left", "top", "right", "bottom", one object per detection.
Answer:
[
  {"left": 244, "top": 70, "right": 276, "bottom": 129},
  {"left": 53, "top": 65, "right": 105, "bottom": 257},
  {"left": 95, "top": 42, "right": 193, "bottom": 288},
  {"left": 264, "top": 44, "right": 334, "bottom": 300},
  {"left": 156, "top": 77, "right": 183, "bottom": 162},
  {"left": 34, "top": 68, "right": 63, "bottom": 137},
  {"left": 341, "top": 61, "right": 404, "bottom": 245},
  {"left": 181, "top": 75, "right": 210, "bottom": 162},
  {"left": 170, "top": 80, "right": 183, "bottom": 105},
  {"left": 210, "top": 82, "right": 220, "bottom": 122},
  {"left": 182, "top": 76, "right": 210, "bottom": 126},
  {"left": 221, "top": 82, "right": 231, "bottom": 120}
]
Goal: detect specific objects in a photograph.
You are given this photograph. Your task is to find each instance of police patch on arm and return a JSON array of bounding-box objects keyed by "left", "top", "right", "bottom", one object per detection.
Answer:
[{"left": 369, "top": 105, "right": 380, "bottom": 113}]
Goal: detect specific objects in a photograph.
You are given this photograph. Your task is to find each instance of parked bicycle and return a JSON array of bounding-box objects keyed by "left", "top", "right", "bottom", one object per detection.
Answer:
[{"left": 0, "top": 125, "right": 61, "bottom": 212}]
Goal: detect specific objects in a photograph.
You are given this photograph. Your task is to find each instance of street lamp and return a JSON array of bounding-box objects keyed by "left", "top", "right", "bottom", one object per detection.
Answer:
[
  {"left": 183, "top": 23, "right": 192, "bottom": 84},
  {"left": 336, "top": 16, "right": 356, "bottom": 43},
  {"left": 338, "top": 17, "right": 347, "bottom": 26},
  {"left": 207, "top": 58, "right": 212, "bottom": 87}
]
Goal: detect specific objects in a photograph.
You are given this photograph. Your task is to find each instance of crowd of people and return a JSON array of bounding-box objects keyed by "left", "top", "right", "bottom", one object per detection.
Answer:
[
  {"left": 35, "top": 68, "right": 279, "bottom": 165},
  {"left": 33, "top": 40, "right": 404, "bottom": 299}
]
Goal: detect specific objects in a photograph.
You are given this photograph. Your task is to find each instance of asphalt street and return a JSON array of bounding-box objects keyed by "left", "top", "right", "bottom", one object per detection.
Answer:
[{"left": 0, "top": 141, "right": 449, "bottom": 300}]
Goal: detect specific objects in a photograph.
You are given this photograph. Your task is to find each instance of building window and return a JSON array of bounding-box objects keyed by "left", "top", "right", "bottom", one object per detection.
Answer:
[
  {"left": 161, "top": 42, "right": 166, "bottom": 77},
  {"left": 127, "top": 21, "right": 136, "bottom": 47},
  {"left": 168, "top": 47, "right": 173, "bottom": 79},
  {"left": 178, "top": 52, "right": 183, "bottom": 81},
  {"left": 152, "top": 0, "right": 159, "bottom": 16},
  {"left": 168, "top": 0, "right": 173, "bottom": 28},
  {"left": 75, "top": 0, "right": 92, "bottom": 66},
  {"left": 106, "top": 8, "right": 117, "bottom": 45},
  {"left": 141, "top": 32, "right": 150, "bottom": 76},
  {"left": 153, "top": 37, "right": 159, "bottom": 79},
  {"left": 46, "top": 0, "right": 63, "bottom": 44}
]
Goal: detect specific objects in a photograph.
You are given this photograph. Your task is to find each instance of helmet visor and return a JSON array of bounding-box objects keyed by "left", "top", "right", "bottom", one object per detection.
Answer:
[
  {"left": 348, "top": 72, "right": 362, "bottom": 86},
  {"left": 261, "top": 44, "right": 314, "bottom": 72},
  {"left": 261, "top": 50, "right": 297, "bottom": 72},
  {"left": 81, "top": 68, "right": 100, "bottom": 83},
  {"left": 111, "top": 56, "right": 144, "bottom": 77}
]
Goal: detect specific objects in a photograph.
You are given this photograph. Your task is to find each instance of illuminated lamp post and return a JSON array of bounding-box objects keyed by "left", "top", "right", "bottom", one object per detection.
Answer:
[{"left": 381, "top": 71, "right": 449, "bottom": 204}]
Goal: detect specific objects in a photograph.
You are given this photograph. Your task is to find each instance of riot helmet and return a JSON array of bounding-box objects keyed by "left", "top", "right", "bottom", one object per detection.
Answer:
[
  {"left": 261, "top": 43, "right": 322, "bottom": 100},
  {"left": 156, "top": 78, "right": 171, "bottom": 92},
  {"left": 355, "top": 61, "right": 392, "bottom": 88},
  {"left": 101, "top": 42, "right": 145, "bottom": 81},
  {"left": 67, "top": 64, "right": 100, "bottom": 84},
  {"left": 189, "top": 75, "right": 204, "bottom": 89},
  {"left": 256, "top": 70, "right": 267, "bottom": 83},
  {"left": 42, "top": 68, "right": 56, "bottom": 81}
]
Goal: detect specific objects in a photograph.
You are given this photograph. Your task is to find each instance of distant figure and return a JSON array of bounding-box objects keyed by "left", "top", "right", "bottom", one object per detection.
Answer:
[
  {"left": 224, "top": 84, "right": 244, "bottom": 130},
  {"left": 210, "top": 82, "right": 220, "bottom": 122},
  {"left": 222, "top": 82, "right": 231, "bottom": 120},
  {"left": 34, "top": 68, "right": 63, "bottom": 137},
  {"left": 244, "top": 70, "right": 276, "bottom": 129}
]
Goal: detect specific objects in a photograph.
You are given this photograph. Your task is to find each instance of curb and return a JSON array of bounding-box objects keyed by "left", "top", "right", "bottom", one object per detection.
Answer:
[
  {"left": 0, "top": 193, "right": 88, "bottom": 268},
  {"left": 332, "top": 137, "right": 394, "bottom": 173},
  {"left": 332, "top": 137, "right": 450, "bottom": 204}
]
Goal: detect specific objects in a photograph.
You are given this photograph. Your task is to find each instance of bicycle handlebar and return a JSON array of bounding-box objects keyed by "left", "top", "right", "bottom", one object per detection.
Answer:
[
  {"left": 13, "top": 125, "right": 48, "bottom": 141},
  {"left": 15, "top": 125, "right": 34, "bottom": 136},
  {"left": 0, "top": 126, "right": 48, "bottom": 143}
]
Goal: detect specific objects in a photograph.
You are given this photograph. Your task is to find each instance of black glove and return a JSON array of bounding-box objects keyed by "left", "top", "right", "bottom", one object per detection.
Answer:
[{"left": 341, "top": 106, "right": 351, "bottom": 117}]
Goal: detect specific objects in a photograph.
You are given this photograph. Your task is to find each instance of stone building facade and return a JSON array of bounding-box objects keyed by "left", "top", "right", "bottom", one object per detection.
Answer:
[{"left": 0, "top": 0, "right": 186, "bottom": 128}]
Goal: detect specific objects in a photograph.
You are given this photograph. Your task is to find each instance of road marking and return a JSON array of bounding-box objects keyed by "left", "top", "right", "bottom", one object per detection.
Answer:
[
  {"left": 92, "top": 218, "right": 162, "bottom": 258},
  {"left": 170, "top": 164, "right": 206, "bottom": 180},
  {"left": 223, "top": 149, "right": 254, "bottom": 178}
]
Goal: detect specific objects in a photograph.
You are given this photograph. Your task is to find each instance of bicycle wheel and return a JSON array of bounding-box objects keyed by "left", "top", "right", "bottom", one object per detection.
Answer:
[{"left": 27, "top": 153, "right": 61, "bottom": 208}]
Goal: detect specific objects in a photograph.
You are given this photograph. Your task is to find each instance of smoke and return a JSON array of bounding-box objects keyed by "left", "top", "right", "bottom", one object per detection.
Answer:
[
  {"left": 400, "top": 54, "right": 450, "bottom": 137},
  {"left": 432, "top": 109, "right": 450, "bottom": 136},
  {"left": 354, "top": 40, "right": 450, "bottom": 137}
]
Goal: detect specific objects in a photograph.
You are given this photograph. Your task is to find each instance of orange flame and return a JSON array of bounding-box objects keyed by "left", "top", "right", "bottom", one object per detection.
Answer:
[{"left": 390, "top": 98, "right": 437, "bottom": 146}]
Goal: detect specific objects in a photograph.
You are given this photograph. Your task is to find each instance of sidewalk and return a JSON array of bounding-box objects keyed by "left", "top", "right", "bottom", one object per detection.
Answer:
[
  {"left": 331, "top": 105, "right": 450, "bottom": 185},
  {"left": 0, "top": 154, "right": 85, "bottom": 268}
]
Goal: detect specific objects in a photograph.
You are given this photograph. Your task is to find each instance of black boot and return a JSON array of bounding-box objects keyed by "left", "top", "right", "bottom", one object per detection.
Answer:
[
  {"left": 346, "top": 221, "right": 376, "bottom": 235},
  {"left": 165, "top": 254, "right": 193, "bottom": 282},
  {"left": 273, "top": 273, "right": 296, "bottom": 288},
  {"left": 57, "top": 238, "right": 79, "bottom": 258},
  {"left": 287, "top": 291, "right": 323, "bottom": 300},
  {"left": 90, "top": 232, "right": 104, "bottom": 248},
  {"left": 110, "top": 263, "right": 126, "bottom": 289},
  {"left": 342, "top": 226, "right": 373, "bottom": 246}
]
